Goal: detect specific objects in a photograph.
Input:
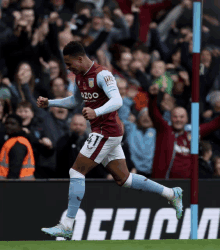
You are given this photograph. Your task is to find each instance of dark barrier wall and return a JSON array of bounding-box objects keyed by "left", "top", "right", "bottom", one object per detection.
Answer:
[{"left": 0, "top": 180, "right": 220, "bottom": 241}]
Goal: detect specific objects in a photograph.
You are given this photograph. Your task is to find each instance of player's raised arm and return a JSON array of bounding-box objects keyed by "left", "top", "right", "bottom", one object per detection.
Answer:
[
  {"left": 37, "top": 95, "right": 76, "bottom": 109},
  {"left": 94, "top": 70, "right": 123, "bottom": 117}
]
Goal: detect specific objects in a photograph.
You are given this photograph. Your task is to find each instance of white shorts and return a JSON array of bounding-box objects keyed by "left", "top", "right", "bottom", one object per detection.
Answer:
[{"left": 80, "top": 132, "right": 125, "bottom": 167}]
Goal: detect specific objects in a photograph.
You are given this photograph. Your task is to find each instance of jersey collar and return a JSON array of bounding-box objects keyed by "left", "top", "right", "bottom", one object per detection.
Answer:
[{"left": 83, "top": 61, "right": 94, "bottom": 76}]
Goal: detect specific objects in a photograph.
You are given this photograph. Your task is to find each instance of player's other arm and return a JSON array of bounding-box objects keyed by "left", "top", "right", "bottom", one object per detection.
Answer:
[
  {"left": 37, "top": 95, "right": 76, "bottom": 109},
  {"left": 95, "top": 70, "right": 123, "bottom": 116},
  {"left": 82, "top": 70, "right": 123, "bottom": 120}
]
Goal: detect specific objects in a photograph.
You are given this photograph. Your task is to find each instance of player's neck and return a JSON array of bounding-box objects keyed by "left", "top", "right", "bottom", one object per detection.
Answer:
[{"left": 81, "top": 58, "right": 94, "bottom": 76}]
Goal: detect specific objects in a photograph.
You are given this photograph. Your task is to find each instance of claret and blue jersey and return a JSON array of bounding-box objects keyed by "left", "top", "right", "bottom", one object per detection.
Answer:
[{"left": 48, "top": 62, "right": 123, "bottom": 138}]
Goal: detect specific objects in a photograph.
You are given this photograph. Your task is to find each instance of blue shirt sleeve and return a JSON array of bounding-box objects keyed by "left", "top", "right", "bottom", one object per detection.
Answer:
[
  {"left": 48, "top": 95, "right": 75, "bottom": 109},
  {"left": 94, "top": 70, "right": 123, "bottom": 117}
]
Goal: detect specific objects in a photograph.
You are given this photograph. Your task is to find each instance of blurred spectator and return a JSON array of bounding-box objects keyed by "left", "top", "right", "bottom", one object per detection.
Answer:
[
  {"left": 116, "top": 0, "right": 172, "bottom": 43},
  {"left": 37, "top": 57, "right": 83, "bottom": 106},
  {"left": 157, "top": 0, "right": 186, "bottom": 42},
  {"left": 88, "top": 8, "right": 130, "bottom": 48},
  {"left": 0, "top": 98, "right": 12, "bottom": 149},
  {"left": 119, "top": 94, "right": 156, "bottom": 177},
  {"left": 201, "top": 91, "right": 220, "bottom": 157},
  {"left": 151, "top": 60, "right": 173, "bottom": 95},
  {"left": 113, "top": 50, "right": 132, "bottom": 79},
  {"left": 131, "top": 46, "right": 151, "bottom": 72},
  {"left": 213, "top": 156, "right": 220, "bottom": 178},
  {"left": 116, "top": 76, "right": 148, "bottom": 115},
  {"left": 148, "top": 84, "right": 220, "bottom": 179},
  {"left": 50, "top": 77, "right": 68, "bottom": 98},
  {"left": 199, "top": 140, "right": 214, "bottom": 179},
  {"left": 167, "top": 66, "right": 190, "bottom": 109},
  {"left": 44, "top": 0, "right": 73, "bottom": 25},
  {"left": 17, "top": 81, "right": 74, "bottom": 177},
  {"left": 1, "top": 0, "right": 220, "bottom": 179},
  {"left": 47, "top": 57, "right": 67, "bottom": 81},
  {"left": 132, "top": 59, "right": 174, "bottom": 95},
  {"left": 160, "top": 92, "right": 176, "bottom": 124},
  {"left": 56, "top": 113, "right": 88, "bottom": 178},
  {"left": 4, "top": 62, "right": 36, "bottom": 110},
  {"left": 0, "top": 98, "right": 11, "bottom": 123},
  {"left": 20, "top": 0, "right": 35, "bottom": 9},
  {"left": 56, "top": 113, "right": 107, "bottom": 178},
  {"left": 0, "top": 114, "right": 35, "bottom": 180},
  {"left": 15, "top": 101, "right": 55, "bottom": 178},
  {"left": 117, "top": 77, "right": 128, "bottom": 99},
  {"left": 199, "top": 48, "right": 220, "bottom": 112}
]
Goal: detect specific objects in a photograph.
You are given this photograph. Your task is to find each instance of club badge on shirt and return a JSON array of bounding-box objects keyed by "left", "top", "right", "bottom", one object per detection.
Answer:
[
  {"left": 104, "top": 75, "right": 114, "bottom": 86},
  {"left": 88, "top": 78, "right": 94, "bottom": 88}
]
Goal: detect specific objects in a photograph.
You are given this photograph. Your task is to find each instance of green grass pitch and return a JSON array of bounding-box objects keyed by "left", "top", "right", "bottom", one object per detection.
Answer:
[{"left": 1, "top": 240, "right": 220, "bottom": 250}]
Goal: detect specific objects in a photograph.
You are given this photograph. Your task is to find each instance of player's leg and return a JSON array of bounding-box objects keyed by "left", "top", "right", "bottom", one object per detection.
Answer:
[
  {"left": 104, "top": 145, "right": 183, "bottom": 219},
  {"left": 41, "top": 152, "right": 98, "bottom": 238},
  {"left": 63, "top": 153, "right": 98, "bottom": 227},
  {"left": 41, "top": 132, "right": 119, "bottom": 238}
]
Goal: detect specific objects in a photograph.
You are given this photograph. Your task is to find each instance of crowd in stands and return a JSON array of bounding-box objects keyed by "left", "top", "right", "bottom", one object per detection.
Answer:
[{"left": 1, "top": 0, "right": 220, "bottom": 179}]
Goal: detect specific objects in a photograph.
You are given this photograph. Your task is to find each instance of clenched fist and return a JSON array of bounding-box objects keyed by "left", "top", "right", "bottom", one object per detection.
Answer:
[
  {"left": 37, "top": 96, "right": 49, "bottom": 108},
  {"left": 82, "top": 107, "right": 97, "bottom": 120}
]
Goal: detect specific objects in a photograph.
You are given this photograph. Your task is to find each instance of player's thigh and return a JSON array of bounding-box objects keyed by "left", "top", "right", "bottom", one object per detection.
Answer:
[
  {"left": 80, "top": 132, "right": 122, "bottom": 166},
  {"left": 104, "top": 145, "right": 130, "bottom": 186},
  {"left": 72, "top": 153, "right": 98, "bottom": 175}
]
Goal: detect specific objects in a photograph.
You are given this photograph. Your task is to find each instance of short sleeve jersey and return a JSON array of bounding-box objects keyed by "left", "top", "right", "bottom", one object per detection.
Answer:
[{"left": 75, "top": 62, "right": 123, "bottom": 138}]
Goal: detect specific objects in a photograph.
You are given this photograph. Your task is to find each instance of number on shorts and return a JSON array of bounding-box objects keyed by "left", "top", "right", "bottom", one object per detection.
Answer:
[
  {"left": 87, "top": 135, "right": 93, "bottom": 144},
  {"left": 87, "top": 135, "right": 99, "bottom": 149},
  {"left": 93, "top": 135, "right": 99, "bottom": 146}
]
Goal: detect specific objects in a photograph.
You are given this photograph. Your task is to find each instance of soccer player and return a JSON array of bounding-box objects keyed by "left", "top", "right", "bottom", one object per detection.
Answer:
[{"left": 37, "top": 41, "right": 183, "bottom": 239}]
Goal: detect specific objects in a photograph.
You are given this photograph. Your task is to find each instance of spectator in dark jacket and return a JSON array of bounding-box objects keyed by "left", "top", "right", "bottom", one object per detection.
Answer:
[
  {"left": 213, "top": 156, "right": 220, "bottom": 178},
  {"left": 56, "top": 113, "right": 88, "bottom": 178},
  {"left": 56, "top": 113, "right": 107, "bottom": 178},
  {"left": 116, "top": 0, "right": 172, "bottom": 43},
  {"left": 0, "top": 114, "right": 35, "bottom": 179},
  {"left": 199, "top": 140, "right": 214, "bottom": 179},
  {"left": 201, "top": 91, "right": 220, "bottom": 157},
  {"left": 0, "top": 98, "right": 12, "bottom": 149},
  {"left": 88, "top": 8, "right": 130, "bottom": 48},
  {"left": 15, "top": 101, "right": 55, "bottom": 178},
  {"left": 112, "top": 50, "right": 133, "bottom": 80},
  {"left": 44, "top": 0, "right": 73, "bottom": 24},
  {"left": 13, "top": 75, "right": 73, "bottom": 177}
]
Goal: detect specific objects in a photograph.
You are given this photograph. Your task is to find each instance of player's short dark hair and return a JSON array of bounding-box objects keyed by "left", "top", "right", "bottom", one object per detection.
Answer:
[{"left": 63, "top": 41, "right": 86, "bottom": 57}]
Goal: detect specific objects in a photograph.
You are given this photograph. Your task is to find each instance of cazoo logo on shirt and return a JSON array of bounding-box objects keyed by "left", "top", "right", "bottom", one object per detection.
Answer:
[{"left": 81, "top": 92, "right": 99, "bottom": 101}]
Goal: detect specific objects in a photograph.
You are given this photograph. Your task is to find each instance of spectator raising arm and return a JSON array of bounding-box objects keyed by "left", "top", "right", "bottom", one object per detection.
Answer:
[
  {"left": 148, "top": 85, "right": 170, "bottom": 132},
  {"left": 129, "top": 4, "right": 140, "bottom": 44},
  {"left": 200, "top": 115, "right": 220, "bottom": 139},
  {"left": 158, "top": 2, "right": 184, "bottom": 42}
]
